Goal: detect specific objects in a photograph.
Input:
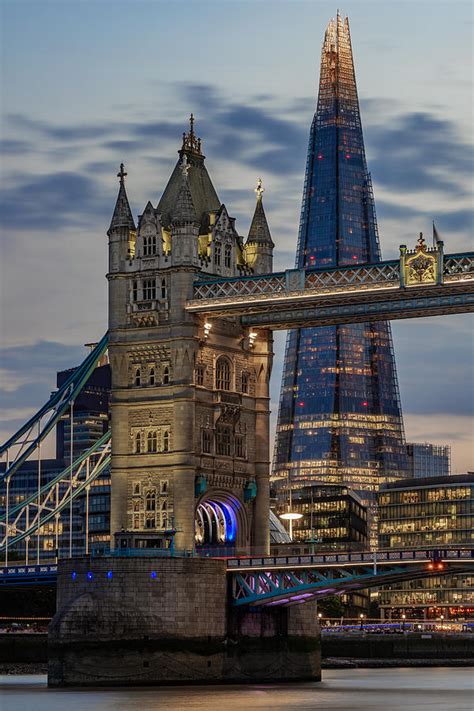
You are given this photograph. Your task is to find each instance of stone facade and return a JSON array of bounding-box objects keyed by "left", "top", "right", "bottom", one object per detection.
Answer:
[
  {"left": 107, "top": 125, "right": 274, "bottom": 553},
  {"left": 49, "top": 556, "right": 321, "bottom": 685}
]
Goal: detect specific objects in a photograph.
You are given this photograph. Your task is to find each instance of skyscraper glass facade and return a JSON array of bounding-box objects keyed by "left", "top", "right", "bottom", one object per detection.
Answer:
[{"left": 273, "top": 15, "right": 408, "bottom": 512}]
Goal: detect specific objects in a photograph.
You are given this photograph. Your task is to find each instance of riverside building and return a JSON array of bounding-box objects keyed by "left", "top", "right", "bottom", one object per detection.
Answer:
[{"left": 378, "top": 474, "right": 474, "bottom": 620}]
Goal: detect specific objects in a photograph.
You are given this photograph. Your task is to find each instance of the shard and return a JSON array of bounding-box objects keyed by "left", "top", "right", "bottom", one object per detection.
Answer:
[{"left": 272, "top": 14, "right": 409, "bottom": 522}]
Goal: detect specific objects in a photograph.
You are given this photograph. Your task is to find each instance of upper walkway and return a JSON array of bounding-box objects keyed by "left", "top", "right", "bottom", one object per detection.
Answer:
[{"left": 186, "top": 248, "right": 474, "bottom": 329}]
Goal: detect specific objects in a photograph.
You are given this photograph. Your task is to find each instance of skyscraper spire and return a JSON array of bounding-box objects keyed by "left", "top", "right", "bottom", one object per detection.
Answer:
[
  {"left": 273, "top": 16, "right": 408, "bottom": 534},
  {"left": 108, "top": 163, "right": 136, "bottom": 233}
]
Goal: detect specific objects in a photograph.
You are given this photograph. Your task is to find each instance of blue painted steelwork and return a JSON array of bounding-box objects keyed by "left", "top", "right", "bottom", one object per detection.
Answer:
[
  {"left": 0, "top": 335, "right": 109, "bottom": 482},
  {"left": 0, "top": 431, "right": 111, "bottom": 552},
  {"left": 229, "top": 547, "right": 474, "bottom": 606}
]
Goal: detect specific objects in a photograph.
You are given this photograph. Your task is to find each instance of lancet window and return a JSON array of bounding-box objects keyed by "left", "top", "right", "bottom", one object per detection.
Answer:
[{"left": 216, "top": 357, "right": 231, "bottom": 391}]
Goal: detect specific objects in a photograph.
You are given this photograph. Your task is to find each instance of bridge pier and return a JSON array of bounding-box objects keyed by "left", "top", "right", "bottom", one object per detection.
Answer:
[{"left": 48, "top": 556, "right": 320, "bottom": 686}]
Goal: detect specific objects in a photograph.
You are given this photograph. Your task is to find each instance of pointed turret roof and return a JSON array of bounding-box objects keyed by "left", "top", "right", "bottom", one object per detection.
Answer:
[
  {"left": 157, "top": 115, "right": 220, "bottom": 229},
  {"left": 171, "top": 157, "right": 198, "bottom": 224},
  {"left": 247, "top": 178, "right": 274, "bottom": 247},
  {"left": 109, "top": 163, "right": 135, "bottom": 233}
]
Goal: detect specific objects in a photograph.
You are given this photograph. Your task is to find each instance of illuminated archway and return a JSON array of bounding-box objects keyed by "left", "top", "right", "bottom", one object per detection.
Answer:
[{"left": 195, "top": 492, "right": 246, "bottom": 547}]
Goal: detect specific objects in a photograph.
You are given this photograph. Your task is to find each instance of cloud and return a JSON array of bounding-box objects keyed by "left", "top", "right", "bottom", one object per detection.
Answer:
[
  {"left": 0, "top": 138, "right": 32, "bottom": 155},
  {"left": 366, "top": 111, "right": 474, "bottom": 200},
  {"left": 0, "top": 171, "right": 109, "bottom": 231}
]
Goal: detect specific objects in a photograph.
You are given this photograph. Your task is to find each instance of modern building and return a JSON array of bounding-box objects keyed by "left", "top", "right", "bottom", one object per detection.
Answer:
[
  {"left": 272, "top": 13, "right": 408, "bottom": 534},
  {"left": 274, "top": 484, "right": 368, "bottom": 550},
  {"left": 407, "top": 442, "right": 451, "bottom": 479},
  {"left": 377, "top": 474, "right": 474, "bottom": 619}
]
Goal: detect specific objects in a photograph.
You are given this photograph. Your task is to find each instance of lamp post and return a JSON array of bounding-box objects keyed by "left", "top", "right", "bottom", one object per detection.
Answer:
[{"left": 279, "top": 471, "right": 302, "bottom": 540}]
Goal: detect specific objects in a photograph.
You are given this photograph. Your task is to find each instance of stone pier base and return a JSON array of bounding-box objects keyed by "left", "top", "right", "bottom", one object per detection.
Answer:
[{"left": 48, "top": 556, "right": 320, "bottom": 686}]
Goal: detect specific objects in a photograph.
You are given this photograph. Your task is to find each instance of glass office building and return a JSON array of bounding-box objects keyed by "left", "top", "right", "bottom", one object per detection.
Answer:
[
  {"left": 273, "top": 15, "right": 408, "bottom": 518},
  {"left": 407, "top": 443, "right": 451, "bottom": 479},
  {"left": 378, "top": 474, "right": 474, "bottom": 619}
]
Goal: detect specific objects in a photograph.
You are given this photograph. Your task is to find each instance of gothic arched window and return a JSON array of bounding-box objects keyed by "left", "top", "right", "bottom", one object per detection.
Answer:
[
  {"left": 134, "top": 367, "right": 141, "bottom": 386},
  {"left": 161, "top": 278, "right": 167, "bottom": 299},
  {"left": 216, "top": 357, "right": 231, "bottom": 391},
  {"left": 163, "top": 430, "right": 170, "bottom": 452},
  {"left": 135, "top": 432, "right": 142, "bottom": 454},
  {"left": 224, "top": 244, "right": 232, "bottom": 269},
  {"left": 241, "top": 371, "right": 249, "bottom": 394},
  {"left": 143, "top": 234, "right": 157, "bottom": 256},
  {"left": 215, "top": 241, "right": 221, "bottom": 266},
  {"left": 146, "top": 491, "right": 156, "bottom": 512},
  {"left": 149, "top": 367, "right": 156, "bottom": 386},
  {"left": 132, "top": 280, "right": 138, "bottom": 301},
  {"left": 147, "top": 431, "right": 158, "bottom": 453},
  {"left": 162, "top": 366, "right": 170, "bottom": 385}
]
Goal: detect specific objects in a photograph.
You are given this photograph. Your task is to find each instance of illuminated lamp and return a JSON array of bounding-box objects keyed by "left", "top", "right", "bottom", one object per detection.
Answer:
[
  {"left": 317, "top": 154, "right": 323, "bottom": 160},
  {"left": 150, "top": 571, "right": 157, "bottom": 580},
  {"left": 87, "top": 571, "right": 93, "bottom": 581},
  {"left": 362, "top": 401, "right": 368, "bottom": 407},
  {"left": 280, "top": 512, "right": 303, "bottom": 521},
  {"left": 107, "top": 570, "right": 113, "bottom": 580},
  {"left": 71, "top": 571, "right": 77, "bottom": 581},
  {"left": 298, "top": 401, "right": 305, "bottom": 407}
]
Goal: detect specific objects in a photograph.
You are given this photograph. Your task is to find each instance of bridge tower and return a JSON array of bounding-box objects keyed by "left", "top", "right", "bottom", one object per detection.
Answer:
[{"left": 106, "top": 120, "right": 273, "bottom": 554}]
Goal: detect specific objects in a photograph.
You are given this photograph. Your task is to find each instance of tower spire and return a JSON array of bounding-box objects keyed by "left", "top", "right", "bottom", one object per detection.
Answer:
[
  {"left": 108, "top": 162, "right": 135, "bottom": 233},
  {"left": 247, "top": 178, "right": 273, "bottom": 246},
  {"left": 171, "top": 155, "right": 198, "bottom": 224}
]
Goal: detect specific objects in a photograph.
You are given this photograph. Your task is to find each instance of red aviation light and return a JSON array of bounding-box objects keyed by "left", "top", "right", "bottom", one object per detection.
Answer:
[
  {"left": 362, "top": 401, "right": 368, "bottom": 407},
  {"left": 352, "top": 255, "right": 358, "bottom": 260},
  {"left": 298, "top": 401, "right": 305, "bottom": 408},
  {"left": 345, "top": 153, "right": 350, "bottom": 159},
  {"left": 317, "top": 154, "right": 324, "bottom": 160}
]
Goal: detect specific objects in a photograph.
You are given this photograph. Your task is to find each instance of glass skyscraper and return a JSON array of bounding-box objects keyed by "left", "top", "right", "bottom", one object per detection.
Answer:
[{"left": 273, "top": 15, "right": 408, "bottom": 518}]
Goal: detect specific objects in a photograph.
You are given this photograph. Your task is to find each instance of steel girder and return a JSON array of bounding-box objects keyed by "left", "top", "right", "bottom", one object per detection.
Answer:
[{"left": 231, "top": 562, "right": 474, "bottom": 607}]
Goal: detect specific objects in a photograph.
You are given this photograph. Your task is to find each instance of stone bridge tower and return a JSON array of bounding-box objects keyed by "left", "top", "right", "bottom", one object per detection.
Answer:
[{"left": 107, "top": 119, "right": 274, "bottom": 554}]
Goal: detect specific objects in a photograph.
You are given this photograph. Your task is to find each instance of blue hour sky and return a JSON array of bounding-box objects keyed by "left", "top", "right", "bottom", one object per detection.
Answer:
[{"left": 0, "top": 0, "right": 473, "bottom": 471}]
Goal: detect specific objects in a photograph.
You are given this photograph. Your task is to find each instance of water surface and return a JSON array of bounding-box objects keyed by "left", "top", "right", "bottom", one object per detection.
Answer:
[{"left": 1, "top": 668, "right": 473, "bottom": 710}]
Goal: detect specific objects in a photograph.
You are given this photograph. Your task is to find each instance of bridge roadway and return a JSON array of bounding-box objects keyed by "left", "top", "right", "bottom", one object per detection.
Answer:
[
  {"left": 186, "top": 252, "right": 474, "bottom": 329},
  {"left": 1, "top": 548, "right": 473, "bottom": 606},
  {"left": 226, "top": 547, "right": 474, "bottom": 606}
]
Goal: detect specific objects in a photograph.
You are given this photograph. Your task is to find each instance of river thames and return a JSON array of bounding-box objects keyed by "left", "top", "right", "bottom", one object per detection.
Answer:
[{"left": 1, "top": 668, "right": 473, "bottom": 710}]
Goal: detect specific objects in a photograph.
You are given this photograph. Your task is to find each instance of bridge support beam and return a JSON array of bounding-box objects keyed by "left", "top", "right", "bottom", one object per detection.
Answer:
[{"left": 48, "top": 556, "right": 320, "bottom": 686}]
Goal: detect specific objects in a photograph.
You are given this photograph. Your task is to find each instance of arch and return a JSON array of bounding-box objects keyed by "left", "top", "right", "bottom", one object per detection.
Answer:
[
  {"left": 149, "top": 366, "right": 156, "bottom": 386},
  {"left": 162, "top": 366, "right": 170, "bottom": 385},
  {"left": 195, "top": 491, "right": 248, "bottom": 548},
  {"left": 134, "top": 367, "right": 141, "bottom": 386}
]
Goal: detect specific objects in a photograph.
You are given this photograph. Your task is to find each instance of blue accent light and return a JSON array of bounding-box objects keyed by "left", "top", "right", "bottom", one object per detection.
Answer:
[
  {"left": 150, "top": 571, "right": 157, "bottom": 580},
  {"left": 71, "top": 571, "right": 77, "bottom": 581},
  {"left": 107, "top": 570, "right": 113, "bottom": 579},
  {"left": 220, "top": 501, "right": 237, "bottom": 543},
  {"left": 87, "top": 571, "right": 93, "bottom": 581}
]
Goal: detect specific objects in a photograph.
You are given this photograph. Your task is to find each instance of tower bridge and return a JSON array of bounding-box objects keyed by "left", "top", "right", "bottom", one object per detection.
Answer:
[{"left": 1, "top": 12, "right": 473, "bottom": 686}]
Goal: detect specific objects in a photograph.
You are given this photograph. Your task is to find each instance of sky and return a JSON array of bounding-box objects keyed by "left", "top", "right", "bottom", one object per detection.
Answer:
[{"left": 0, "top": 0, "right": 473, "bottom": 472}]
